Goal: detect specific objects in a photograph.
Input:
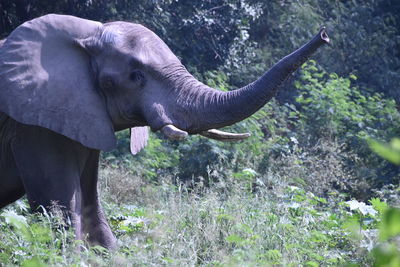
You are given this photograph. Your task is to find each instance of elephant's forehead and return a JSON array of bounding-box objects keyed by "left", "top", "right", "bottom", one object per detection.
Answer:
[
  {"left": 125, "top": 26, "right": 177, "bottom": 63},
  {"left": 135, "top": 38, "right": 178, "bottom": 66},
  {"left": 104, "top": 22, "right": 180, "bottom": 67},
  {"left": 105, "top": 22, "right": 169, "bottom": 52}
]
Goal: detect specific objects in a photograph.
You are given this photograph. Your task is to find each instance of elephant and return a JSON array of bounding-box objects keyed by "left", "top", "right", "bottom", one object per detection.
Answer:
[{"left": 0, "top": 14, "right": 329, "bottom": 249}]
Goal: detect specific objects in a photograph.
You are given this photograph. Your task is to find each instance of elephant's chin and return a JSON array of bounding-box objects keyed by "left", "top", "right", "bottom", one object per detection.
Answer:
[{"left": 160, "top": 124, "right": 251, "bottom": 142}]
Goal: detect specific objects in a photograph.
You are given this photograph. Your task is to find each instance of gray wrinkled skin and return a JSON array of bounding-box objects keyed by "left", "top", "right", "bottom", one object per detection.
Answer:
[{"left": 0, "top": 14, "right": 329, "bottom": 249}]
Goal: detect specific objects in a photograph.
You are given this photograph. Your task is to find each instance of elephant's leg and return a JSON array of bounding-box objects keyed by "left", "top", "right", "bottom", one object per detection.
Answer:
[
  {"left": 0, "top": 115, "right": 25, "bottom": 208},
  {"left": 0, "top": 159, "right": 25, "bottom": 208},
  {"left": 81, "top": 150, "right": 117, "bottom": 249},
  {"left": 11, "top": 124, "right": 90, "bottom": 240}
]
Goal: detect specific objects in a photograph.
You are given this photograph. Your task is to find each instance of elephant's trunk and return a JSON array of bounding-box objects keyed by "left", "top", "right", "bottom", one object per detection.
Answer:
[{"left": 173, "top": 28, "right": 329, "bottom": 134}]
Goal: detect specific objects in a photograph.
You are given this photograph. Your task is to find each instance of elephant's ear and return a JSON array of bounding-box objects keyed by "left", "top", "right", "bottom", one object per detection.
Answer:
[
  {"left": 0, "top": 14, "right": 116, "bottom": 151},
  {"left": 130, "top": 127, "right": 149, "bottom": 155}
]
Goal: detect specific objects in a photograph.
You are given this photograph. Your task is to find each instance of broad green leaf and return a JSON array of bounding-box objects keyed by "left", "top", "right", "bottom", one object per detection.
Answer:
[
  {"left": 372, "top": 243, "right": 400, "bottom": 267},
  {"left": 21, "top": 258, "right": 47, "bottom": 267},
  {"left": 368, "top": 139, "right": 400, "bottom": 165},
  {"left": 1, "top": 210, "right": 33, "bottom": 241},
  {"left": 391, "top": 138, "right": 400, "bottom": 150},
  {"left": 226, "top": 234, "right": 243, "bottom": 244},
  {"left": 379, "top": 208, "right": 400, "bottom": 241},
  {"left": 264, "top": 249, "right": 282, "bottom": 262},
  {"left": 369, "top": 198, "right": 388, "bottom": 214},
  {"left": 2, "top": 210, "right": 28, "bottom": 228},
  {"left": 305, "top": 261, "right": 319, "bottom": 267}
]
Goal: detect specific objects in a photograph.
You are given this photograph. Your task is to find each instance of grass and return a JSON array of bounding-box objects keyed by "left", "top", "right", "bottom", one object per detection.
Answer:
[{"left": 2, "top": 157, "right": 397, "bottom": 266}]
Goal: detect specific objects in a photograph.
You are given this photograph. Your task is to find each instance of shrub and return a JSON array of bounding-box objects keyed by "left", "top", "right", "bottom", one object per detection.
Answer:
[{"left": 295, "top": 61, "right": 400, "bottom": 193}]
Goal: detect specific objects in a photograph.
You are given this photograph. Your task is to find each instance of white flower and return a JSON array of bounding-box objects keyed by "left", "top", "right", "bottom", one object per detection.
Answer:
[
  {"left": 346, "top": 200, "right": 377, "bottom": 216},
  {"left": 288, "top": 186, "right": 300, "bottom": 191},
  {"left": 288, "top": 202, "right": 301, "bottom": 209},
  {"left": 122, "top": 216, "right": 149, "bottom": 227},
  {"left": 290, "top": 137, "right": 299, "bottom": 144},
  {"left": 346, "top": 200, "right": 361, "bottom": 211},
  {"left": 359, "top": 204, "right": 378, "bottom": 216}
]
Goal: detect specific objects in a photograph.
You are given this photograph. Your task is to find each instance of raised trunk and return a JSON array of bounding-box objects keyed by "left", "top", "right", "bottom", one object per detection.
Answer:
[{"left": 182, "top": 28, "right": 329, "bottom": 133}]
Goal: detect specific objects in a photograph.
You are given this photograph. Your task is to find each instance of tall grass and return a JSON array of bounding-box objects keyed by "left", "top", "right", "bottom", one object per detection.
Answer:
[{"left": 3, "top": 148, "right": 396, "bottom": 266}]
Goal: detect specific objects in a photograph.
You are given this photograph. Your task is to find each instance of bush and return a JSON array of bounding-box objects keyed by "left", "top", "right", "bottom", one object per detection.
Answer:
[{"left": 294, "top": 61, "right": 400, "bottom": 194}]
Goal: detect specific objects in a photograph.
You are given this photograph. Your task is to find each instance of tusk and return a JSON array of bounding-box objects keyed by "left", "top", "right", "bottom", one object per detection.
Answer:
[
  {"left": 161, "top": 124, "right": 188, "bottom": 141},
  {"left": 200, "top": 129, "right": 251, "bottom": 142}
]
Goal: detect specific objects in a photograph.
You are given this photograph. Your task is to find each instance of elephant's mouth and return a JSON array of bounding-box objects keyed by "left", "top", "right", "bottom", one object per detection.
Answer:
[
  {"left": 160, "top": 124, "right": 251, "bottom": 142},
  {"left": 114, "top": 111, "right": 148, "bottom": 131}
]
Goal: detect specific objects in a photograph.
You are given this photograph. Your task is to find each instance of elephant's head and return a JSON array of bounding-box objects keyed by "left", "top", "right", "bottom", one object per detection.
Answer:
[{"left": 0, "top": 14, "right": 329, "bottom": 154}]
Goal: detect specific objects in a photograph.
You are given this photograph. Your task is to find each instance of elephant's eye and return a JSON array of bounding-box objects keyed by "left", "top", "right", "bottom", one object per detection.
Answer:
[{"left": 129, "top": 71, "right": 144, "bottom": 84}]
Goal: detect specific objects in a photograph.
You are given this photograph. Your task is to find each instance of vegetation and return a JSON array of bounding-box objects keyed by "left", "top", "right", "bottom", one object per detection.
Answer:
[{"left": 1, "top": 0, "right": 399, "bottom": 266}]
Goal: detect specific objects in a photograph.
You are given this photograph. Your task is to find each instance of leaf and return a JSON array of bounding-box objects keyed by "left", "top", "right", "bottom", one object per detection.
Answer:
[
  {"left": 391, "top": 138, "right": 400, "bottom": 150},
  {"left": 349, "top": 74, "right": 357, "bottom": 80},
  {"left": 343, "top": 216, "right": 361, "bottom": 239},
  {"left": 31, "top": 223, "right": 52, "bottom": 243},
  {"left": 309, "top": 231, "right": 328, "bottom": 243},
  {"left": 263, "top": 249, "right": 282, "bottom": 262},
  {"left": 368, "top": 138, "right": 400, "bottom": 165},
  {"left": 369, "top": 198, "right": 388, "bottom": 214},
  {"left": 2, "top": 210, "right": 27, "bottom": 227},
  {"left": 372, "top": 243, "right": 400, "bottom": 266},
  {"left": 1, "top": 210, "right": 33, "bottom": 241},
  {"left": 226, "top": 234, "right": 243, "bottom": 244},
  {"left": 379, "top": 208, "right": 400, "bottom": 241},
  {"left": 305, "top": 261, "right": 319, "bottom": 267},
  {"left": 21, "top": 258, "right": 47, "bottom": 267}
]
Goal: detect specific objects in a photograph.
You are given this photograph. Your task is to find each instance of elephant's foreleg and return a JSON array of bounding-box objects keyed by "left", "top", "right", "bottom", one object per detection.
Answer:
[
  {"left": 11, "top": 124, "right": 90, "bottom": 240},
  {"left": 0, "top": 160, "right": 25, "bottom": 208},
  {"left": 0, "top": 114, "right": 25, "bottom": 208},
  {"left": 81, "top": 150, "right": 117, "bottom": 249}
]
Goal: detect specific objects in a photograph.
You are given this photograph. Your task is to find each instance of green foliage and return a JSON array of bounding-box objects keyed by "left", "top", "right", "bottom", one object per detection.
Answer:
[
  {"left": 379, "top": 208, "right": 400, "bottom": 241},
  {"left": 1, "top": 0, "right": 260, "bottom": 75},
  {"left": 295, "top": 60, "right": 400, "bottom": 190},
  {"left": 263, "top": 249, "right": 282, "bottom": 264},
  {"left": 247, "top": 0, "right": 400, "bottom": 105},
  {"left": 369, "top": 138, "right": 400, "bottom": 165},
  {"left": 0, "top": 169, "right": 378, "bottom": 266},
  {"left": 103, "top": 130, "right": 180, "bottom": 182},
  {"left": 369, "top": 198, "right": 389, "bottom": 215},
  {"left": 204, "top": 70, "right": 230, "bottom": 92},
  {"left": 0, "top": 202, "right": 80, "bottom": 266},
  {"left": 103, "top": 60, "right": 400, "bottom": 201},
  {"left": 296, "top": 60, "right": 400, "bottom": 142},
  {"left": 2, "top": 167, "right": 399, "bottom": 266},
  {"left": 372, "top": 243, "right": 400, "bottom": 267}
]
